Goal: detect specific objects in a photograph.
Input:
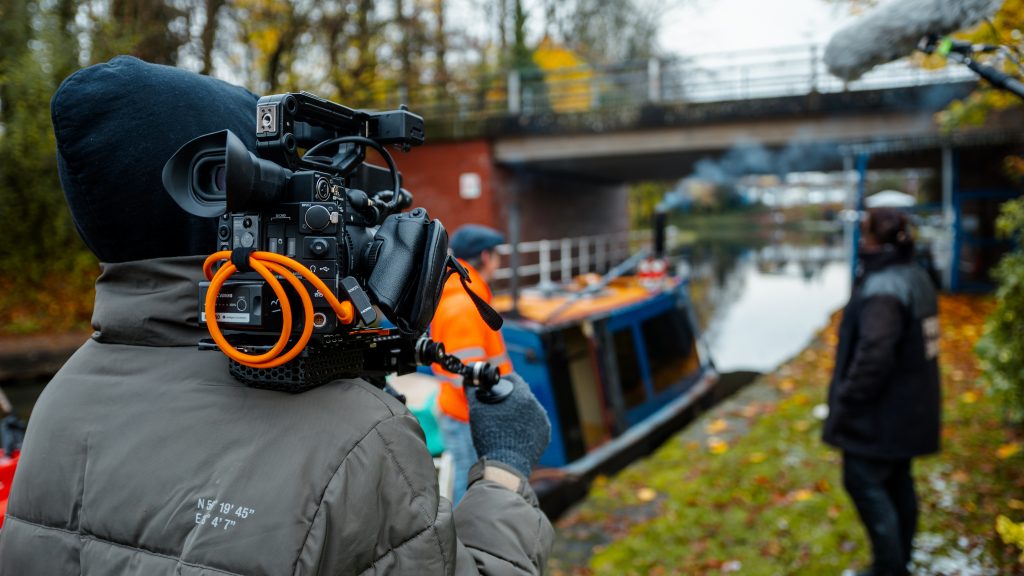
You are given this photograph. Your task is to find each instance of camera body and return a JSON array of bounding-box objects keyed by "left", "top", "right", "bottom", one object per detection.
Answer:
[
  {"left": 165, "top": 92, "right": 454, "bottom": 389},
  {"left": 200, "top": 169, "right": 378, "bottom": 335}
]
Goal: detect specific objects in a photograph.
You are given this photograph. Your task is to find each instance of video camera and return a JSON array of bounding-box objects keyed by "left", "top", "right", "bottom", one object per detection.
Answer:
[{"left": 163, "top": 92, "right": 509, "bottom": 399}]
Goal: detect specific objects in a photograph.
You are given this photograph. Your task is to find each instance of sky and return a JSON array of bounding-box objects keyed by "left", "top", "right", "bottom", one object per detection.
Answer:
[{"left": 658, "top": 0, "right": 859, "bottom": 56}]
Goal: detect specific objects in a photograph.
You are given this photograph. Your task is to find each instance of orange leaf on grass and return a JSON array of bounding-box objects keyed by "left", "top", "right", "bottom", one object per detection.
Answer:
[
  {"left": 705, "top": 418, "right": 729, "bottom": 435},
  {"left": 996, "top": 442, "right": 1021, "bottom": 460}
]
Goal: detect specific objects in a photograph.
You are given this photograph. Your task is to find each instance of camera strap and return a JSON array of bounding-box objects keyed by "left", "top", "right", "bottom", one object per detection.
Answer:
[{"left": 447, "top": 256, "right": 503, "bottom": 331}]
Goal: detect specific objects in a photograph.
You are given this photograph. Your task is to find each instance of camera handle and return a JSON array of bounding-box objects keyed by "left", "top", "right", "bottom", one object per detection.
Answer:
[{"left": 414, "top": 339, "right": 513, "bottom": 404}]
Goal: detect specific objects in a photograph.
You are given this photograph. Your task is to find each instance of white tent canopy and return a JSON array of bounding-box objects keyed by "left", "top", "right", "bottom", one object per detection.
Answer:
[{"left": 865, "top": 190, "right": 916, "bottom": 208}]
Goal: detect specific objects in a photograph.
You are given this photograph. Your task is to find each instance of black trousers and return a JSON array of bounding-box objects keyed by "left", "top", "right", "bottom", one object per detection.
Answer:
[{"left": 842, "top": 452, "right": 917, "bottom": 576}]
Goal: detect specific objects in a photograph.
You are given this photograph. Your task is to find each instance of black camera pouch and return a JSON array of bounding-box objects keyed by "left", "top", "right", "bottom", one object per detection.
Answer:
[{"left": 367, "top": 208, "right": 449, "bottom": 335}]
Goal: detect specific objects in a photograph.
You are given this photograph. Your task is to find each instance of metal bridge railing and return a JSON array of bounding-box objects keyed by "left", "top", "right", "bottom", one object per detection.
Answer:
[{"left": 383, "top": 44, "right": 976, "bottom": 127}]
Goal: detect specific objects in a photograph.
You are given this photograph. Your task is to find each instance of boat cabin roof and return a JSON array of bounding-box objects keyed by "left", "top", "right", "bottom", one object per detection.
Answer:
[{"left": 492, "top": 276, "right": 680, "bottom": 327}]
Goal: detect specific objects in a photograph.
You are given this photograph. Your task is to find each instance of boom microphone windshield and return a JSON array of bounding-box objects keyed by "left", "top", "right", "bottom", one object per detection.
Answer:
[{"left": 824, "top": 0, "right": 1002, "bottom": 82}]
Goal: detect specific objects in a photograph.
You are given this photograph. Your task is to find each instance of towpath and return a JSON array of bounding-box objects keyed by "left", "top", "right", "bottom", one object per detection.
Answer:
[{"left": 547, "top": 295, "right": 1024, "bottom": 575}]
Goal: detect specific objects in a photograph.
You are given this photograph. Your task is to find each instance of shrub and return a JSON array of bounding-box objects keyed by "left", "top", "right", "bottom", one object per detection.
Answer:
[{"left": 976, "top": 196, "right": 1024, "bottom": 425}]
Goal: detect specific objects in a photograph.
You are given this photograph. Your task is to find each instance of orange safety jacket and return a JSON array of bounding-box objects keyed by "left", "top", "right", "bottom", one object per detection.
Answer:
[{"left": 431, "top": 260, "right": 513, "bottom": 422}]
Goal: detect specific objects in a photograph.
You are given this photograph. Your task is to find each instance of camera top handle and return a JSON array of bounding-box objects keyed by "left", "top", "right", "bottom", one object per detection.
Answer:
[
  {"left": 255, "top": 92, "right": 425, "bottom": 219},
  {"left": 256, "top": 92, "right": 425, "bottom": 174}
]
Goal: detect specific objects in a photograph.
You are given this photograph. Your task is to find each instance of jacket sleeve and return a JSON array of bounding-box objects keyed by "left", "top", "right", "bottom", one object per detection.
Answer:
[
  {"left": 299, "top": 404, "right": 552, "bottom": 576},
  {"left": 838, "top": 295, "right": 905, "bottom": 403},
  {"left": 453, "top": 463, "right": 554, "bottom": 575}
]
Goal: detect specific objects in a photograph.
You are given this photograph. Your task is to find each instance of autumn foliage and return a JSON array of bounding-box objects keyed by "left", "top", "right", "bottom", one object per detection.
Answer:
[{"left": 934, "top": 0, "right": 1024, "bottom": 132}]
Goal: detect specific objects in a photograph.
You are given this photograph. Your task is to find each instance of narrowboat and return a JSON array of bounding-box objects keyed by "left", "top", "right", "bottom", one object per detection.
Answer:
[
  {"left": 395, "top": 243, "right": 718, "bottom": 516},
  {"left": 491, "top": 264, "right": 717, "bottom": 515}
]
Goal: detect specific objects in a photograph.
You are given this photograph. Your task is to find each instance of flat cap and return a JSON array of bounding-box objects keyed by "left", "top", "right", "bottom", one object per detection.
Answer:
[{"left": 450, "top": 225, "right": 505, "bottom": 260}]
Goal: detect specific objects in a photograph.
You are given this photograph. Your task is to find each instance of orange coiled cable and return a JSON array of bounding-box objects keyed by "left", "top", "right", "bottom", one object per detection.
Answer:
[{"left": 202, "top": 251, "right": 356, "bottom": 369}]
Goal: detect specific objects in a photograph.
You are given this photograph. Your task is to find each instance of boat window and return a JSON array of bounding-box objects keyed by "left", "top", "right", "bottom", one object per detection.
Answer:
[
  {"left": 641, "top": 310, "right": 701, "bottom": 394},
  {"left": 561, "top": 327, "right": 608, "bottom": 450},
  {"left": 612, "top": 328, "right": 645, "bottom": 409}
]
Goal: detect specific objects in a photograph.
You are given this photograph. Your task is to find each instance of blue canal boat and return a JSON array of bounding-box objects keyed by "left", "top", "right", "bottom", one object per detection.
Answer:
[
  {"left": 493, "top": 273, "right": 716, "bottom": 471},
  {"left": 394, "top": 262, "right": 718, "bottom": 514}
]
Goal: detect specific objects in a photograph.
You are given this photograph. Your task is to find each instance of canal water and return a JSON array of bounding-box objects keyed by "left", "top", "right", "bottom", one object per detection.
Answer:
[{"left": 679, "top": 229, "right": 850, "bottom": 374}]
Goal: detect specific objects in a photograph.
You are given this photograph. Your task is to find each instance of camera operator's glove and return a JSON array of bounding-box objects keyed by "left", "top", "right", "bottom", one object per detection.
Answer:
[{"left": 467, "top": 373, "right": 551, "bottom": 480}]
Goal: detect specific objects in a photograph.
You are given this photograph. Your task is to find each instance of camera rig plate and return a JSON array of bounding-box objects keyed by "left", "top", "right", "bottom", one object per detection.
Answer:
[
  {"left": 199, "top": 327, "right": 508, "bottom": 401},
  {"left": 200, "top": 329, "right": 413, "bottom": 393}
]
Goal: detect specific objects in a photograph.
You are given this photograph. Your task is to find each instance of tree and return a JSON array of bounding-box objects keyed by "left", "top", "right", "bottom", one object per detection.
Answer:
[
  {"left": 928, "top": 1, "right": 1024, "bottom": 427},
  {"left": 934, "top": 0, "right": 1024, "bottom": 132},
  {"left": 91, "top": 0, "right": 190, "bottom": 65},
  {"left": 0, "top": 0, "right": 209, "bottom": 333},
  {"left": 0, "top": 0, "right": 98, "bottom": 333},
  {"left": 198, "top": 0, "right": 226, "bottom": 75},
  {"left": 323, "top": 0, "right": 387, "bottom": 106},
  {"left": 431, "top": 0, "right": 449, "bottom": 89},
  {"left": 545, "top": 0, "right": 669, "bottom": 64}
]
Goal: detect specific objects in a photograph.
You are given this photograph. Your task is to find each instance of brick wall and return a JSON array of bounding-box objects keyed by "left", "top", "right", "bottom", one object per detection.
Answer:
[
  {"left": 397, "top": 138, "right": 630, "bottom": 242},
  {"left": 397, "top": 139, "right": 504, "bottom": 233}
]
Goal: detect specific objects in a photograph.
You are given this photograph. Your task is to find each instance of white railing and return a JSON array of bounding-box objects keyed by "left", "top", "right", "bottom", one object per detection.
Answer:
[{"left": 490, "top": 230, "right": 652, "bottom": 293}]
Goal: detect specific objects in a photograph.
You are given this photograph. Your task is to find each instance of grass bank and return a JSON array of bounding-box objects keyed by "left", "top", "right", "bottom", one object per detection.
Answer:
[{"left": 549, "top": 295, "right": 1024, "bottom": 575}]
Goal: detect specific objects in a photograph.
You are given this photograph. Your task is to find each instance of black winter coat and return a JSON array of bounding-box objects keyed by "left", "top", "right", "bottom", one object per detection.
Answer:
[{"left": 822, "top": 250, "right": 941, "bottom": 460}]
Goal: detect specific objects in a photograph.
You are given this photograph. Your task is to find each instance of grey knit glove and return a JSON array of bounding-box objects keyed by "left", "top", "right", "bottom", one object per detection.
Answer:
[{"left": 467, "top": 372, "right": 551, "bottom": 478}]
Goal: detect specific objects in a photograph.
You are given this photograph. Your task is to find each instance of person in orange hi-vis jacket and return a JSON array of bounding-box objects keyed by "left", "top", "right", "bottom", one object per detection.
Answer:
[{"left": 432, "top": 225, "right": 513, "bottom": 503}]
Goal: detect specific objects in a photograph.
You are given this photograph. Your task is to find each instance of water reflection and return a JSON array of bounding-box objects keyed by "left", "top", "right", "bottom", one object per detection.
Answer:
[{"left": 680, "top": 233, "right": 850, "bottom": 373}]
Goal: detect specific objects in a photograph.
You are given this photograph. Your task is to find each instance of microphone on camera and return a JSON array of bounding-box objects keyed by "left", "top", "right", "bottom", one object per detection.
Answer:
[{"left": 824, "top": 0, "right": 1002, "bottom": 82}]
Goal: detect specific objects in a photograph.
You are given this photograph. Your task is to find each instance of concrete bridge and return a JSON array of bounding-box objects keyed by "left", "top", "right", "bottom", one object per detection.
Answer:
[{"left": 391, "top": 44, "right": 1022, "bottom": 290}]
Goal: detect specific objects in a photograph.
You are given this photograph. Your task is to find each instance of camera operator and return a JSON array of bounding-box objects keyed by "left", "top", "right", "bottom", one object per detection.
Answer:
[{"left": 0, "top": 56, "right": 552, "bottom": 576}]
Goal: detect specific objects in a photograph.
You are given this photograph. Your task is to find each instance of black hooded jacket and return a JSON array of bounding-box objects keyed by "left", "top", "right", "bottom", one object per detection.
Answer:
[{"left": 822, "top": 249, "right": 941, "bottom": 460}]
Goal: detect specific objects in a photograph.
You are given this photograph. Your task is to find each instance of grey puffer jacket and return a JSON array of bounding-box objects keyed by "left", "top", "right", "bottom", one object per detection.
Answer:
[{"left": 0, "top": 256, "right": 553, "bottom": 575}]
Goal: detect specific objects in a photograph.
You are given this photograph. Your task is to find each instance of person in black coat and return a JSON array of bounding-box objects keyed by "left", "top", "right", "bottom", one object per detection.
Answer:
[{"left": 823, "top": 207, "right": 941, "bottom": 576}]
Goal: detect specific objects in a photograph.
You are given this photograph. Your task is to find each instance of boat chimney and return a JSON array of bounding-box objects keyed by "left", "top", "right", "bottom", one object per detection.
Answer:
[{"left": 653, "top": 208, "right": 667, "bottom": 259}]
